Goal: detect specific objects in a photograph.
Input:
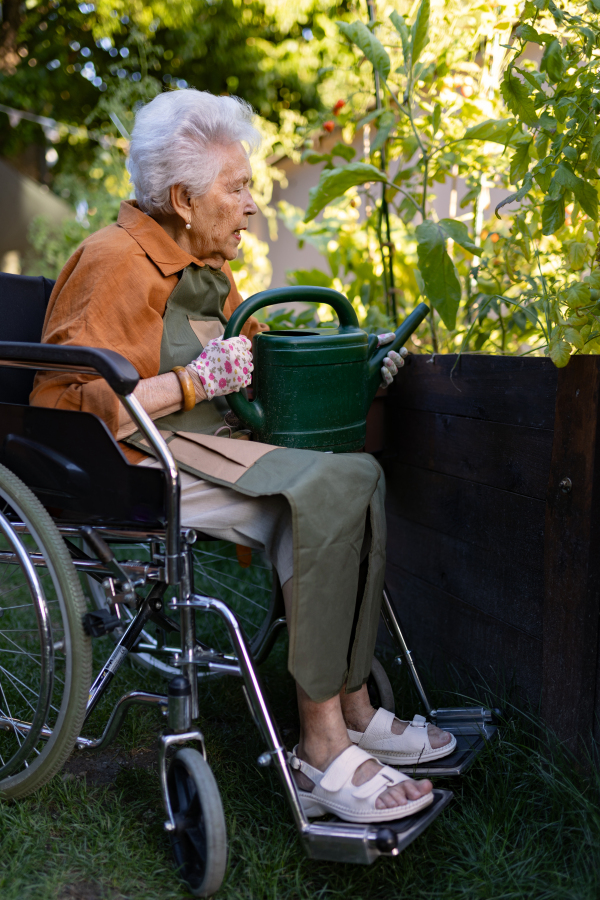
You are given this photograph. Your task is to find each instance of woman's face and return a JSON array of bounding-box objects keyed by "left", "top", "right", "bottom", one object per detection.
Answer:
[{"left": 188, "top": 141, "right": 257, "bottom": 267}]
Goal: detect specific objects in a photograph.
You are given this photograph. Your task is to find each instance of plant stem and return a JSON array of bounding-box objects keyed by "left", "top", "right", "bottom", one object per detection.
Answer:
[{"left": 429, "top": 309, "right": 439, "bottom": 353}]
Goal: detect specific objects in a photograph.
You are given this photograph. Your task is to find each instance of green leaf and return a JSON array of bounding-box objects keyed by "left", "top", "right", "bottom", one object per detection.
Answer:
[
  {"left": 515, "top": 23, "right": 553, "bottom": 44},
  {"left": 337, "top": 21, "right": 390, "bottom": 78},
  {"left": 462, "top": 118, "right": 523, "bottom": 147},
  {"left": 432, "top": 103, "right": 441, "bottom": 135},
  {"left": 501, "top": 73, "right": 538, "bottom": 127},
  {"left": 510, "top": 140, "right": 532, "bottom": 184},
  {"left": 553, "top": 162, "right": 598, "bottom": 220},
  {"left": 495, "top": 173, "right": 534, "bottom": 218},
  {"left": 287, "top": 268, "right": 334, "bottom": 288},
  {"left": 415, "top": 220, "right": 461, "bottom": 329},
  {"left": 304, "top": 163, "right": 387, "bottom": 222},
  {"left": 540, "top": 38, "right": 565, "bottom": 84},
  {"left": 411, "top": 0, "right": 430, "bottom": 66},
  {"left": 564, "top": 327, "right": 585, "bottom": 350},
  {"left": 565, "top": 282, "right": 591, "bottom": 308},
  {"left": 567, "top": 242, "right": 588, "bottom": 271},
  {"left": 548, "top": 339, "right": 571, "bottom": 367},
  {"left": 533, "top": 162, "right": 553, "bottom": 192},
  {"left": 438, "top": 219, "right": 482, "bottom": 256},
  {"left": 301, "top": 150, "right": 331, "bottom": 165},
  {"left": 370, "top": 110, "right": 396, "bottom": 154},
  {"left": 389, "top": 10, "right": 410, "bottom": 67},
  {"left": 542, "top": 196, "right": 565, "bottom": 235},
  {"left": 330, "top": 142, "right": 356, "bottom": 162}
]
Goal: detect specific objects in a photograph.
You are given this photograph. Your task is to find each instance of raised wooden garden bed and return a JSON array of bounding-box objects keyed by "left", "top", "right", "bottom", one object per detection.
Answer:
[{"left": 381, "top": 353, "right": 600, "bottom": 750}]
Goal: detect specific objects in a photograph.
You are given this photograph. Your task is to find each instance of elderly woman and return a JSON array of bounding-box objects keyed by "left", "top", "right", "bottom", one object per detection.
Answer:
[{"left": 31, "top": 89, "right": 455, "bottom": 824}]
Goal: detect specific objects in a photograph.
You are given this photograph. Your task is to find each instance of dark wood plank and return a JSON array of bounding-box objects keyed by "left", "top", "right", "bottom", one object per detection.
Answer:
[
  {"left": 385, "top": 567, "right": 543, "bottom": 703},
  {"left": 385, "top": 462, "right": 546, "bottom": 558},
  {"left": 542, "top": 355, "right": 600, "bottom": 750},
  {"left": 387, "top": 408, "right": 553, "bottom": 499},
  {"left": 386, "top": 515, "right": 543, "bottom": 638},
  {"left": 389, "top": 354, "right": 557, "bottom": 428}
]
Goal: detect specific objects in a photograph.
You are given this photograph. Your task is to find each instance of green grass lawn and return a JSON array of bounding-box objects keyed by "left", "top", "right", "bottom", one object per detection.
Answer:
[{"left": 1, "top": 626, "right": 599, "bottom": 900}]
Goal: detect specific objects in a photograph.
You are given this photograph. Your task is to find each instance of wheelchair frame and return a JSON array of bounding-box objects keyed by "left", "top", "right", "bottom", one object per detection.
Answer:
[{"left": 0, "top": 338, "right": 465, "bottom": 884}]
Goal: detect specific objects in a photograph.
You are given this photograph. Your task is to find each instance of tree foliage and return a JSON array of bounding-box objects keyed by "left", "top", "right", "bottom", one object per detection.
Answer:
[{"left": 283, "top": 0, "right": 600, "bottom": 366}]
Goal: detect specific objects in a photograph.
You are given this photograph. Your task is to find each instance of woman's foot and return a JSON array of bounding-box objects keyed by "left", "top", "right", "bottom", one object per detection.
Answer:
[
  {"left": 293, "top": 736, "right": 433, "bottom": 810},
  {"left": 341, "top": 686, "right": 452, "bottom": 750}
]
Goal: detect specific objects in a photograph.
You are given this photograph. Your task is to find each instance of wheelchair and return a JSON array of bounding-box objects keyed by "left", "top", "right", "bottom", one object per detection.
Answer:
[{"left": 0, "top": 272, "right": 494, "bottom": 897}]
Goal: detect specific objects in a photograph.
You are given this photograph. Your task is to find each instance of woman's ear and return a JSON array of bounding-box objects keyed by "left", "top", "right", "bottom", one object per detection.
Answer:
[{"left": 169, "top": 184, "right": 192, "bottom": 221}]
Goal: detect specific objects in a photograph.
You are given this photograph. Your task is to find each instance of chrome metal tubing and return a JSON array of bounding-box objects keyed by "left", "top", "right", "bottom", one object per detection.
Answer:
[
  {"left": 118, "top": 393, "right": 181, "bottom": 584},
  {"left": 76, "top": 691, "right": 168, "bottom": 752},
  {"left": 381, "top": 587, "right": 433, "bottom": 716},
  {"left": 176, "top": 595, "right": 309, "bottom": 833},
  {"left": 0, "top": 511, "right": 54, "bottom": 778},
  {"left": 0, "top": 551, "right": 164, "bottom": 583},
  {"left": 158, "top": 730, "right": 206, "bottom": 832}
]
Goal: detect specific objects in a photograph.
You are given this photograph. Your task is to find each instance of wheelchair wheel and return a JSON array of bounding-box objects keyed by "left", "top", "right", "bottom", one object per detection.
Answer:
[
  {"left": 87, "top": 540, "right": 277, "bottom": 677},
  {"left": 0, "top": 464, "right": 92, "bottom": 798},
  {"left": 167, "top": 747, "right": 227, "bottom": 898},
  {"left": 367, "top": 656, "right": 395, "bottom": 715}
]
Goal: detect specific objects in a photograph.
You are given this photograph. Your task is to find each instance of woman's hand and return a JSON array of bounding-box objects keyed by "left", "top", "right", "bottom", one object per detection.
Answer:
[
  {"left": 377, "top": 333, "right": 408, "bottom": 388},
  {"left": 189, "top": 335, "right": 253, "bottom": 399}
]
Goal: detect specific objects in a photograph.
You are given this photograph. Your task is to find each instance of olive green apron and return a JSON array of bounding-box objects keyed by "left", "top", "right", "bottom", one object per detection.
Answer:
[{"left": 126, "top": 264, "right": 386, "bottom": 702}]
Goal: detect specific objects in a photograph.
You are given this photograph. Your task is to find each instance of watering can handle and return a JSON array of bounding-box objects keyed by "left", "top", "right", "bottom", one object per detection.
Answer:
[
  {"left": 223, "top": 285, "right": 359, "bottom": 340},
  {"left": 366, "top": 302, "right": 430, "bottom": 400},
  {"left": 222, "top": 286, "right": 358, "bottom": 431}
]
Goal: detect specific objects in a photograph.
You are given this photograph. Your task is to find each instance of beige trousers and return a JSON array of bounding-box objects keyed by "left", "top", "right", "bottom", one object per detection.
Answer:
[{"left": 139, "top": 458, "right": 294, "bottom": 584}]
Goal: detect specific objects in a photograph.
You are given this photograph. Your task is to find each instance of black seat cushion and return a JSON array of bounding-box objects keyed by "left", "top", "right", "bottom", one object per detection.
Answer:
[{"left": 0, "top": 273, "right": 55, "bottom": 403}]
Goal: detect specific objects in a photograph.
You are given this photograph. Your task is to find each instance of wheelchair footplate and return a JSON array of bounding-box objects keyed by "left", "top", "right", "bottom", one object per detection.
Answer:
[
  {"left": 303, "top": 788, "right": 453, "bottom": 864},
  {"left": 395, "top": 708, "right": 499, "bottom": 777}
]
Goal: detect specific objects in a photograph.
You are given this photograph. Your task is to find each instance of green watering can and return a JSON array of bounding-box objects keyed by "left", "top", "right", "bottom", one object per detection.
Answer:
[{"left": 224, "top": 286, "right": 429, "bottom": 453}]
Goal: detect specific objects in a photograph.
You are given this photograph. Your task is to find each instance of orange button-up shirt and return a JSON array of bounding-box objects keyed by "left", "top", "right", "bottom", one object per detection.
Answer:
[{"left": 30, "top": 201, "right": 263, "bottom": 460}]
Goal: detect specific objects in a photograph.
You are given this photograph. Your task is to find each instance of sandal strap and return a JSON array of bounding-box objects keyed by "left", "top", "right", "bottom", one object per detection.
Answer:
[
  {"left": 351, "top": 765, "right": 406, "bottom": 799},
  {"left": 355, "top": 708, "right": 433, "bottom": 755},
  {"left": 320, "top": 745, "right": 373, "bottom": 792}
]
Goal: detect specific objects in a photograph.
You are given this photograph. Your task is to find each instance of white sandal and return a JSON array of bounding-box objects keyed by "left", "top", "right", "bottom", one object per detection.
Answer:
[
  {"left": 347, "top": 708, "right": 457, "bottom": 765},
  {"left": 289, "top": 744, "right": 434, "bottom": 823}
]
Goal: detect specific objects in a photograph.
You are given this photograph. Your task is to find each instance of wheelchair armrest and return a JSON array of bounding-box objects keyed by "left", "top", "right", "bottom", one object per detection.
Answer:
[{"left": 0, "top": 341, "right": 139, "bottom": 396}]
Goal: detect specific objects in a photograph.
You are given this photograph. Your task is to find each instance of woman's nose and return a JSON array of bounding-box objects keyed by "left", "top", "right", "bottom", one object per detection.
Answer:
[{"left": 245, "top": 190, "right": 258, "bottom": 216}]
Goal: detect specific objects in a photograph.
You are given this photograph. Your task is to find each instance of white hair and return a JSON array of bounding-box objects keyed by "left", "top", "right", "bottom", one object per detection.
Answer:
[{"left": 129, "top": 89, "right": 261, "bottom": 216}]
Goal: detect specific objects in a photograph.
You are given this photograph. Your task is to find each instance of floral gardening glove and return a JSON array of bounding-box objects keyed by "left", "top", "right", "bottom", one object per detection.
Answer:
[
  {"left": 377, "top": 332, "right": 408, "bottom": 388},
  {"left": 189, "top": 335, "right": 253, "bottom": 400}
]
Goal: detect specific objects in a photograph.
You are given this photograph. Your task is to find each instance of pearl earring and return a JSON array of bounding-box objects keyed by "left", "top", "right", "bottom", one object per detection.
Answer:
[{"left": 185, "top": 222, "right": 191, "bottom": 230}]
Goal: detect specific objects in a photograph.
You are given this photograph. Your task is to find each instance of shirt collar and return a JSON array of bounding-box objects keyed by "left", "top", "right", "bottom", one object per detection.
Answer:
[{"left": 117, "top": 200, "right": 205, "bottom": 276}]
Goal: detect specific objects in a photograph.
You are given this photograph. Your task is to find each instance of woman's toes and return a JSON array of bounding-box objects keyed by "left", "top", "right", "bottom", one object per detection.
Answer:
[
  {"left": 375, "top": 777, "right": 432, "bottom": 809},
  {"left": 403, "top": 777, "right": 433, "bottom": 800},
  {"left": 427, "top": 724, "right": 452, "bottom": 748}
]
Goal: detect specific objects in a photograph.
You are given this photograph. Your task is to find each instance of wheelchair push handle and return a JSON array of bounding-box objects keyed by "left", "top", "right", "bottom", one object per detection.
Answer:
[{"left": 0, "top": 341, "right": 140, "bottom": 396}]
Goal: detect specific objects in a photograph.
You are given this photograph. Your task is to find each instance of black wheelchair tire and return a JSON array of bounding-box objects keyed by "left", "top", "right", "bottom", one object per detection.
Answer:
[
  {"left": 367, "top": 656, "right": 396, "bottom": 716},
  {"left": 168, "top": 747, "right": 228, "bottom": 898},
  {"left": 0, "top": 464, "right": 92, "bottom": 798}
]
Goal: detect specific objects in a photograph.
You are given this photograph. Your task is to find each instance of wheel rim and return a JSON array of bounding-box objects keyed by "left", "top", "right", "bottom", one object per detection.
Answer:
[{"left": 0, "top": 491, "right": 72, "bottom": 779}]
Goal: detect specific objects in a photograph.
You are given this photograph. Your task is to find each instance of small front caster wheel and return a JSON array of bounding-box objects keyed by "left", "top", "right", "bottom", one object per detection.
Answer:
[{"left": 167, "top": 748, "right": 227, "bottom": 898}]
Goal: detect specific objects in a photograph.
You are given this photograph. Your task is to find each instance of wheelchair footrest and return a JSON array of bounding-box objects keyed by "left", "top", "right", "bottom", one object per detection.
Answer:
[
  {"left": 394, "top": 728, "right": 498, "bottom": 777},
  {"left": 302, "top": 788, "right": 452, "bottom": 864}
]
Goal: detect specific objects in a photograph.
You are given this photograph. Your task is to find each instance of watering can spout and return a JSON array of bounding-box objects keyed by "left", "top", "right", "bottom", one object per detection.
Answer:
[{"left": 365, "top": 302, "right": 430, "bottom": 410}]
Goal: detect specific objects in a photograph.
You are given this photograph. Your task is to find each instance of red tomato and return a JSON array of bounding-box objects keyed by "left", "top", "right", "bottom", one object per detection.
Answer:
[
  {"left": 333, "top": 99, "right": 345, "bottom": 113},
  {"left": 323, "top": 120, "right": 335, "bottom": 132}
]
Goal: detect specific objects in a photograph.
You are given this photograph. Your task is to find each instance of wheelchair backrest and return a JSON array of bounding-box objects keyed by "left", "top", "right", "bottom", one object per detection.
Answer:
[
  {"left": 0, "top": 272, "right": 167, "bottom": 528},
  {"left": 0, "top": 272, "right": 55, "bottom": 403}
]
